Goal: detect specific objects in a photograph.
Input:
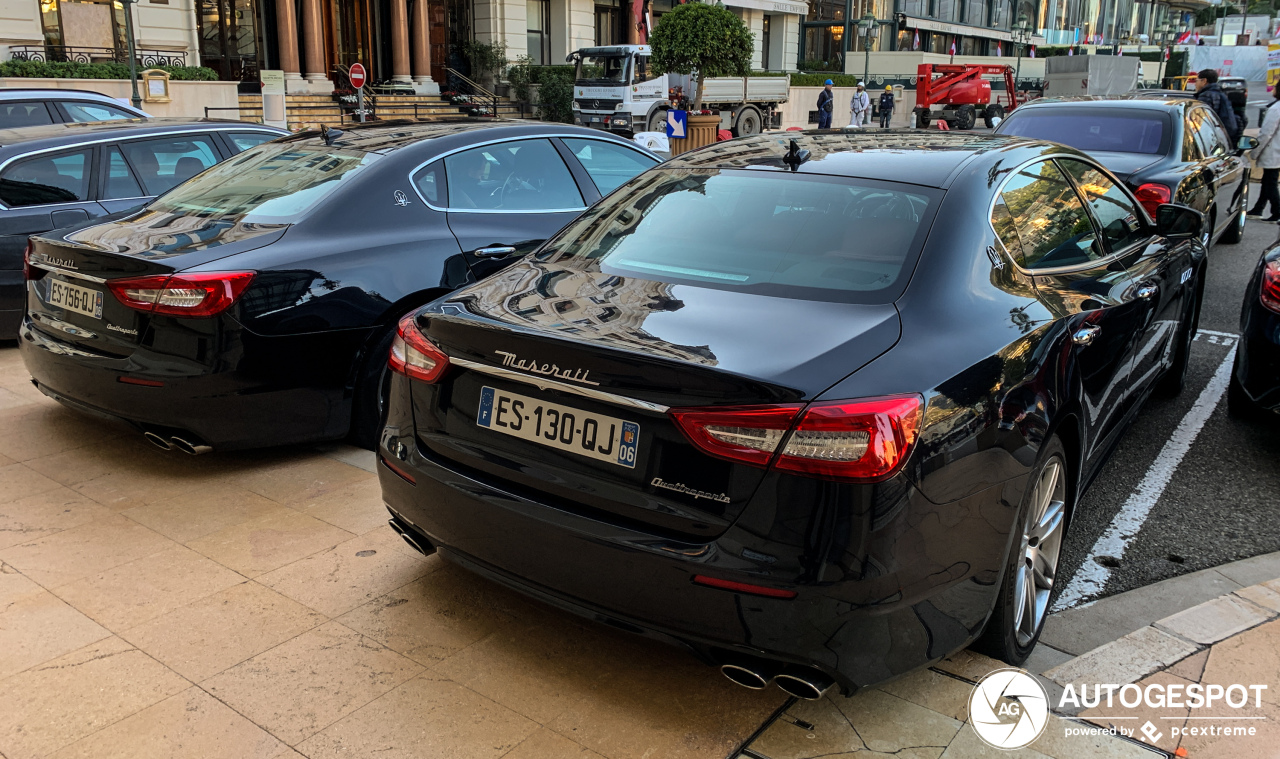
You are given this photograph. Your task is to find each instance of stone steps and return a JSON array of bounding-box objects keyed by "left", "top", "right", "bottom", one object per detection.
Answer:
[{"left": 232, "top": 93, "right": 533, "bottom": 129}]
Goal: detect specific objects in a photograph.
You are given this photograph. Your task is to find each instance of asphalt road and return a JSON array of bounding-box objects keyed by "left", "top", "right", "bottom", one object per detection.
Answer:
[{"left": 1054, "top": 200, "right": 1280, "bottom": 605}]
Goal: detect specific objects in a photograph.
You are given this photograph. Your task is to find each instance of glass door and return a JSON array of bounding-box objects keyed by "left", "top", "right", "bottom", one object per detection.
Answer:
[{"left": 196, "top": 0, "right": 262, "bottom": 81}]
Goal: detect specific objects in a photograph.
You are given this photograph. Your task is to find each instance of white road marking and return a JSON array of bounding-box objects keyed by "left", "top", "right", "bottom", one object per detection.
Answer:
[
  {"left": 1052, "top": 346, "right": 1239, "bottom": 612},
  {"left": 1196, "top": 329, "right": 1240, "bottom": 338}
]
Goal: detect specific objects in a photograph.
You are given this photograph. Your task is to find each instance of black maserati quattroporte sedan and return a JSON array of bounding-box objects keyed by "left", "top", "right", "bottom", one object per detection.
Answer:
[
  {"left": 375, "top": 131, "right": 1209, "bottom": 699},
  {"left": 1228, "top": 239, "right": 1280, "bottom": 417},
  {"left": 18, "top": 120, "right": 658, "bottom": 451}
]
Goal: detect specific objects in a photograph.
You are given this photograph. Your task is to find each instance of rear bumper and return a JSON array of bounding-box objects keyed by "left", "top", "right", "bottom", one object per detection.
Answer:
[
  {"left": 18, "top": 315, "right": 364, "bottom": 449},
  {"left": 378, "top": 420, "right": 1022, "bottom": 694},
  {"left": 0, "top": 271, "right": 21, "bottom": 339}
]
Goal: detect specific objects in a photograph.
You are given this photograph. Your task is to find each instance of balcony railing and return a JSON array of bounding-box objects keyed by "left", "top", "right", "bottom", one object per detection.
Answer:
[{"left": 8, "top": 45, "right": 188, "bottom": 67}]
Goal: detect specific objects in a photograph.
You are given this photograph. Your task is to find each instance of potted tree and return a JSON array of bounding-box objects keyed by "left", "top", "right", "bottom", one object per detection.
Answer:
[{"left": 649, "top": 1, "right": 754, "bottom": 153}]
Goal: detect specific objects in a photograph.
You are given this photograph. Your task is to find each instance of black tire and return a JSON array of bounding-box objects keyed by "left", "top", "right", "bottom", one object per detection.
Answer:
[
  {"left": 1157, "top": 288, "right": 1198, "bottom": 397},
  {"left": 915, "top": 107, "right": 932, "bottom": 129},
  {"left": 1220, "top": 191, "right": 1247, "bottom": 244},
  {"left": 646, "top": 108, "right": 667, "bottom": 133},
  {"left": 973, "top": 436, "right": 1071, "bottom": 666},
  {"left": 733, "top": 107, "right": 763, "bottom": 137},
  {"left": 348, "top": 324, "right": 397, "bottom": 450},
  {"left": 984, "top": 103, "right": 1004, "bottom": 129},
  {"left": 954, "top": 104, "right": 977, "bottom": 130}
]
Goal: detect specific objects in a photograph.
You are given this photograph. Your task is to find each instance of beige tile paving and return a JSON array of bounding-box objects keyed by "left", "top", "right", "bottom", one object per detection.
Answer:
[
  {"left": 46, "top": 687, "right": 289, "bottom": 759},
  {"left": 202, "top": 620, "right": 424, "bottom": 745},
  {"left": 55, "top": 544, "right": 245, "bottom": 631},
  {"left": 0, "top": 636, "right": 188, "bottom": 758},
  {"left": 0, "top": 346, "right": 1185, "bottom": 759},
  {"left": 121, "top": 580, "right": 327, "bottom": 682}
]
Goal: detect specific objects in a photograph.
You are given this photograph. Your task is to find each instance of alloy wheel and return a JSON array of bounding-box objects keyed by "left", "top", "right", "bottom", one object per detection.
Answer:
[{"left": 1012, "top": 456, "right": 1066, "bottom": 647}]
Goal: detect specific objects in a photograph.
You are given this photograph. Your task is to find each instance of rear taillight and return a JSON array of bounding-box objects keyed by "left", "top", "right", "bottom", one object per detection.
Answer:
[
  {"left": 388, "top": 312, "right": 449, "bottom": 383},
  {"left": 22, "top": 241, "right": 40, "bottom": 282},
  {"left": 1262, "top": 259, "right": 1280, "bottom": 314},
  {"left": 669, "top": 394, "right": 923, "bottom": 483},
  {"left": 1134, "top": 183, "right": 1171, "bottom": 219},
  {"left": 107, "top": 271, "right": 255, "bottom": 317}
]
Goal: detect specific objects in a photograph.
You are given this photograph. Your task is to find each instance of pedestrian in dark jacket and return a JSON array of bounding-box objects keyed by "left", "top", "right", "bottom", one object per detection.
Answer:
[
  {"left": 817, "top": 80, "right": 834, "bottom": 129},
  {"left": 1195, "top": 69, "right": 1240, "bottom": 141},
  {"left": 879, "top": 86, "right": 894, "bottom": 127}
]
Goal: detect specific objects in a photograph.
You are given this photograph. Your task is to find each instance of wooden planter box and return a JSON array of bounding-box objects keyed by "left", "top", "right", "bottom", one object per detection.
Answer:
[{"left": 669, "top": 113, "right": 721, "bottom": 155}]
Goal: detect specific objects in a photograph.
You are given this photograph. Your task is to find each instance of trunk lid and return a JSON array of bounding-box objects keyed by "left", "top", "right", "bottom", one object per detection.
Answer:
[
  {"left": 411, "top": 260, "right": 900, "bottom": 540},
  {"left": 1089, "top": 151, "right": 1163, "bottom": 185},
  {"left": 25, "top": 209, "right": 287, "bottom": 356}
]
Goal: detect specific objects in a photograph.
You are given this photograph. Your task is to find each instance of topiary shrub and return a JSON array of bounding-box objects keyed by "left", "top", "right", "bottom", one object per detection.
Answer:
[
  {"left": 649, "top": 1, "right": 753, "bottom": 111},
  {"left": 535, "top": 66, "right": 575, "bottom": 123}
]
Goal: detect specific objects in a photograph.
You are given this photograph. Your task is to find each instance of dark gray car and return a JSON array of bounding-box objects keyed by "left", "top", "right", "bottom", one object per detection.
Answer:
[{"left": 0, "top": 118, "right": 286, "bottom": 335}]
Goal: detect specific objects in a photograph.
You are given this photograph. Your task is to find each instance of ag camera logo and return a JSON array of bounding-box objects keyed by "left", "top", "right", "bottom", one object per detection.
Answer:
[{"left": 969, "top": 668, "right": 1050, "bottom": 749}]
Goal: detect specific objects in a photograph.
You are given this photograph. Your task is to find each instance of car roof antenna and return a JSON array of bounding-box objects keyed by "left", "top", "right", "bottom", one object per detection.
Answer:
[
  {"left": 782, "top": 139, "right": 810, "bottom": 171},
  {"left": 321, "top": 124, "right": 344, "bottom": 146}
]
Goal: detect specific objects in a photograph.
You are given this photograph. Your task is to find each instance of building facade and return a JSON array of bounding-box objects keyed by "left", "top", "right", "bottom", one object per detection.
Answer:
[{"left": 0, "top": 0, "right": 1218, "bottom": 94}]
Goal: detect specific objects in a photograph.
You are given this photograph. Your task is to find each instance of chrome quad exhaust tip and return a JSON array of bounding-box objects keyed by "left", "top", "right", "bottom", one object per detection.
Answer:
[
  {"left": 774, "top": 666, "right": 836, "bottom": 700},
  {"left": 169, "top": 436, "right": 213, "bottom": 455},
  {"left": 142, "top": 431, "right": 172, "bottom": 451},
  {"left": 718, "top": 655, "right": 780, "bottom": 690},
  {"left": 387, "top": 517, "right": 435, "bottom": 557}
]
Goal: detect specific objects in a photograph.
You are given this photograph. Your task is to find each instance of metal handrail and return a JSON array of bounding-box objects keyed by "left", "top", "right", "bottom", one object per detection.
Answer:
[
  {"left": 203, "top": 104, "right": 355, "bottom": 125},
  {"left": 9, "top": 44, "right": 187, "bottom": 67},
  {"left": 444, "top": 67, "right": 498, "bottom": 116}
]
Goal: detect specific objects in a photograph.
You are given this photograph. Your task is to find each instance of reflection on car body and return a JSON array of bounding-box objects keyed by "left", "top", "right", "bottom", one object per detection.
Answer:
[{"left": 376, "top": 131, "right": 1209, "bottom": 698}]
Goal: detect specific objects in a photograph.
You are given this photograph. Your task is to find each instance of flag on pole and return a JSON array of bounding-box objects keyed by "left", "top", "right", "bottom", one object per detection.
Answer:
[
  {"left": 913, "top": 29, "right": 920, "bottom": 50},
  {"left": 1163, "top": 45, "right": 1170, "bottom": 61},
  {"left": 1030, "top": 45, "right": 1036, "bottom": 58},
  {"left": 949, "top": 38, "right": 956, "bottom": 56},
  {"left": 996, "top": 41, "right": 1002, "bottom": 57},
  {"left": 1068, "top": 46, "right": 1074, "bottom": 56}
]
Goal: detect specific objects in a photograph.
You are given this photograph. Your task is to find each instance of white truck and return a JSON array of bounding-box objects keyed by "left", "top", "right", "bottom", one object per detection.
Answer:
[{"left": 568, "top": 45, "right": 789, "bottom": 136}]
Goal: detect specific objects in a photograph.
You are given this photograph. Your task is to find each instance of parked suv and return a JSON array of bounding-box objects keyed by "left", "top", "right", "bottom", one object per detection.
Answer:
[
  {"left": 0, "top": 88, "right": 149, "bottom": 129},
  {"left": 0, "top": 118, "right": 286, "bottom": 336}
]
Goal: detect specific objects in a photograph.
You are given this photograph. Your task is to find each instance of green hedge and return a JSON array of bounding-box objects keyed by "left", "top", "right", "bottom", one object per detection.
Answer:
[
  {"left": 0, "top": 60, "right": 218, "bottom": 81},
  {"left": 533, "top": 66, "right": 574, "bottom": 123}
]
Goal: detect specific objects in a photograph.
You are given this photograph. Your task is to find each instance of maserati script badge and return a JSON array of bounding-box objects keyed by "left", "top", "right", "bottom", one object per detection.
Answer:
[{"left": 494, "top": 350, "right": 599, "bottom": 386}]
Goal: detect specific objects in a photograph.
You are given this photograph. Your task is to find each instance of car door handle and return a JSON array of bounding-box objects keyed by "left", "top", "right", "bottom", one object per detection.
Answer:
[
  {"left": 1136, "top": 284, "right": 1158, "bottom": 300},
  {"left": 1073, "top": 325, "right": 1102, "bottom": 345},
  {"left": 471, "top": 246, "right": 517, "bottom": 258}
]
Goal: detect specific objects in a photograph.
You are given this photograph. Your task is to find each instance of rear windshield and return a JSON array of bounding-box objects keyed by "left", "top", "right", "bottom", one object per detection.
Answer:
[
  {"left": 535, "top": 169, "right": 941, "bottom": 303},
  {"left": 997, "top": 109, "right": 1169, "bottom": 155},
  {"left": 146, "top": 141, "right": 376, "bottom": 222}
]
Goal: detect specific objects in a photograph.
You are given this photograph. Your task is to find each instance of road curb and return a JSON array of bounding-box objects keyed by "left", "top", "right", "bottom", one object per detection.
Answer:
[{"left": 1043, "top": 577, "right": 1280, "bottom": 693}]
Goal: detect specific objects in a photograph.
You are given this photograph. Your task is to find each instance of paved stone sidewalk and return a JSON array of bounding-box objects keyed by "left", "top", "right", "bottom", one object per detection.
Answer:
[{"left": 1043, "top": 578, "right": 1280, "bottom": 758}]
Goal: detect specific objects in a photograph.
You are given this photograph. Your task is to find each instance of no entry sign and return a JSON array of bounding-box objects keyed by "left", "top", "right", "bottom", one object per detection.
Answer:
[{"left": 349, "top": 63, "right": 366, "bottom": 89}]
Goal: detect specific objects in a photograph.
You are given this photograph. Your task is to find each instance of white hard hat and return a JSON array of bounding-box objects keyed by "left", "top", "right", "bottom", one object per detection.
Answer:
[{"left": 857, "top": 81, "right": 865, "bottom": 87}]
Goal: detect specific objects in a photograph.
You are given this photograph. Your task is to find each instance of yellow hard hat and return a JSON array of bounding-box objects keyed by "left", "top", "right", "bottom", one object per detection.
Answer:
[{"left": 885, "top": 85, "right": 892, "bottom": 91}]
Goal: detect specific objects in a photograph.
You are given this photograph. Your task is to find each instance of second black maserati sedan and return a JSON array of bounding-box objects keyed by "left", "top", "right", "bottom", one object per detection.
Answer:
[
  {"left": 994, "top": 96, "right": 1251, "bottom": 249},
  {"left": 1, "top": 118, "right": 286, "bottom": 336},
  {"left": 19, "top": 120, "right": 659, "bottom": 452},
  {"left": 376, "top": 132, "right": 1208, "bottom": 699},
  {"left": 1229, "top": 242, "right": 1280, "bottom": 417}
]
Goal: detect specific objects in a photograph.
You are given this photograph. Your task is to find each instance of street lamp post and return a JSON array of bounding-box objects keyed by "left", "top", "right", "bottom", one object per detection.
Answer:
[
  {"left": 1012, "top": 14, "right": 1031, "bottom": 92},
  {"left": 858, "top": 12, "right": 876, "bottom": 86},
  {"left": 120, "top": 0, "right": 142, "bottom": 109}
]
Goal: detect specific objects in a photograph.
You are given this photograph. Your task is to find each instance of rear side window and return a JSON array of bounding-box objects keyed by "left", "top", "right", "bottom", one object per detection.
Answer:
[
  {"left": 411, "top": 161, "right": 445, "bottom": 205},
  {"left": 537, "top": 168, "right": 940, "bottom": 303},
  {"left": 0, "top": 101, "right": 54, "bottom": 129},
  {"left": 119, "top": 135, "right": 220, "bottom": 195},
  {"left": 997, "top": 108, "right": 1168, "bottom": 155},
  {"left": 992, "top": 160, "right": 1102, "bottom": 270},
  {"left": 59, "top": 101, "right": 137, "bottom": 122},
  {"left": 0, "top": 149, "right": 92, "bottom": 207},
  {"left": 1058, "top": 159, "right": 1149, "bottom": 250},
  {"left": 227, "top": 131, "right": 276, "bottom": 153},
  {"left": 147, "top": 142, "right": 376, "bottom": 223},
  {"left": 443, "top": 139, "right": 584, "bottom": 211},
  {"left": 1189, "top": 108, "right": 1228, "bottom": 157},
  {"left": 561, "top": 138, "right": 658, "bottom": 195},
  {"left": 102, "top": 145, "right": 144, "bottom": 199}
]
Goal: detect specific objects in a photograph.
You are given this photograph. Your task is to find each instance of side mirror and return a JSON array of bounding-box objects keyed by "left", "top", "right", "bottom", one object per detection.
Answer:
[
  {"left": 1239, "top": 135, "right": 1259, "bottom": 151},
  {"left": 1155, "top": 203, "right": 1204, "bottom": 240}
]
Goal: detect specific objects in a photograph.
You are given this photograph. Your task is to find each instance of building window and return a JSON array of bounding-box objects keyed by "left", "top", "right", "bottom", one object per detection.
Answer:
[
  {"left": 761, "top": 14, "right": 770, "bottom": 69},
  {"left": 595, "top": 0, "right": 624, "bottom": 44},
  {"left": 964, "top": 0, "right": 989, "bottom": 27},
  {"left": 802, "top": 23, "right": 846, "bottom": 70},
  {"left": 39, "top": 0, "right": 129, "bottom": 55},
  {"left": 527, "top": 0, "right": 550, "bottom": 65},
  {"left": 807, "top": 0, "right": 845, "bottom": 22},
  {"left": 934, "top": 0, "right": 960, "bottom": 23}
]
